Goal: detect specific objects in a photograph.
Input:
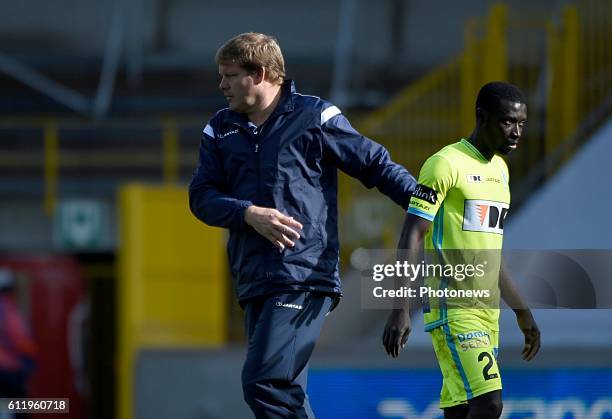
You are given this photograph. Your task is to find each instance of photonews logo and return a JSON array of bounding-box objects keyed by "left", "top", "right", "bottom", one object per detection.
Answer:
[{"left": 463, "top": 199, "right": 508, "bottom": 234}]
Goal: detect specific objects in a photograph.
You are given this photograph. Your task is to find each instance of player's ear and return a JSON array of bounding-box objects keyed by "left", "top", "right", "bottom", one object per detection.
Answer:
[{"left": 476, "top": 107, "right": 488, "bottom": 125}]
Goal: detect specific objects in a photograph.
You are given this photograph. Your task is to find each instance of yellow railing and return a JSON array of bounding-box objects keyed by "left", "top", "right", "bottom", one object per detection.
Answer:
[
  {"left": 0, "top": 117, "right": 189, "bottom": 214},
  {"left": 359, "top": 56, "right": 463, "bottom": 172},
  {"left": 546, "top": 7, "right": 580, "bottom": 159},
  {"left": 547, "top": 0, "right": 611, "bottom": 160},
  {"left": 577, "top": 0, "right": 611, "bottom": 121}
]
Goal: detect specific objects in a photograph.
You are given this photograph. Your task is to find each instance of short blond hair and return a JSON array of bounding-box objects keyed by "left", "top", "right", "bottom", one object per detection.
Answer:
[{"left": 215, "top": 32, "right": 286, "bottom": 84}]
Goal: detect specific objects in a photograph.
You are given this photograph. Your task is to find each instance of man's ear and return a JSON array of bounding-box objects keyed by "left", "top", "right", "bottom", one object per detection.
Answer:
[
  {"left": 252, "top": 67, "right": 265, "bottom": 84},
  {"left": 476, "top": 107, "right": 488, "bottom": 124}
]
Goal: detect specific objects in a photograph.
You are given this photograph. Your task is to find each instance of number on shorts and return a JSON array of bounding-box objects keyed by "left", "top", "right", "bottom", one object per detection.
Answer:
[{"left": 478, "top": 351, "right": 499, "bottom": 380}]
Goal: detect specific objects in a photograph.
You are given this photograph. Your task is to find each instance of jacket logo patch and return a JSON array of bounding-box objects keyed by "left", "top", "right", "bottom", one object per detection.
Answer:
[
  {"left": 218, "top": 129, "right": 239, "bottom": 139},
  {"left": 413, "top": 184, "right": 438, "bottom": 205}
]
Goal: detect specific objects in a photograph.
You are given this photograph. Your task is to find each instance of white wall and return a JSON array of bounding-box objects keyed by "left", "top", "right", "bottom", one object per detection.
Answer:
[
  {"left": 505, "top": 118, "right": 612, "bottom": 249},
  {"left": 501, "top": 118, "right": 612, "bottom": 348}
]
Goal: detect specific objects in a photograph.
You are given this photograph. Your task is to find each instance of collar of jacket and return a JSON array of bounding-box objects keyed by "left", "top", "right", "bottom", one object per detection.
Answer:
[{"left": 220, "top": 79, "right": 296, "bottom": 126}]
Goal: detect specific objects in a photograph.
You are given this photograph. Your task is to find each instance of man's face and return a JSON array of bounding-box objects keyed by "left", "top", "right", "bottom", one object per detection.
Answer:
[
  {"left": 218, "top": 62, "right": 258, "bottom": 113},
  {"left": 484, "top": 100, "right": 527, "bottom": 155}
]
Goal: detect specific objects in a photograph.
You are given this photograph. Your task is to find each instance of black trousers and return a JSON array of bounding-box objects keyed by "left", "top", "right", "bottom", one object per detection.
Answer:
[{"left": 241, "top": 291, "right": 335, "bottom": 419}]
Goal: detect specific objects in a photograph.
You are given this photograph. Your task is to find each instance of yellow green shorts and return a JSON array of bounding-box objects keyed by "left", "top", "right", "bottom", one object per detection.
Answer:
[{"left": 430, "top": 319, "right": 501, "bottom": 408}]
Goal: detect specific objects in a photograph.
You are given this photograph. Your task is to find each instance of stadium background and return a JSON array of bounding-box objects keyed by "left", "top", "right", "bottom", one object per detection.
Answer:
[{"left": 0, "top": 0, "right": 610, "bottom": 418}]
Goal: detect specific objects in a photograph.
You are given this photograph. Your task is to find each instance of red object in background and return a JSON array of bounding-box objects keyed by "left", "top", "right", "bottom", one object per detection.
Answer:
[
  {"left": 0, "top": 256, "right": 88, "bottom": 419},
  {"left": 0, "top": 293, "right": 36, "bottom": 372}
]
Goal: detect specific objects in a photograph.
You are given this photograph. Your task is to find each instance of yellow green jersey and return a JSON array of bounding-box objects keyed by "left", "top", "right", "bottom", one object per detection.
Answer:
[{"left": 407, "top": 139, "right": 510, "bottom": 332}]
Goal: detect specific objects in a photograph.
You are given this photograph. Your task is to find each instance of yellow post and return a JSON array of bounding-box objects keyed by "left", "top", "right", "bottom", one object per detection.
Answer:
[
  {"left": 545, "top": 21, "right": 560, "bottom": 159},
  {"left": 163, "top": 118, "right": 179, "bottom": 183},
  {"left": 43, "top": 120, "right": 59, "bottom": 215},
  {"left": 483, "top": 3, "right": 508, "bottom": 83},
  {"left": 560, "top": 7, "right": 579, "bottom": 145},
  {"left": 117, "top": 184, "right": 228, "bottom": 419},
  {"left": 583, "top": 0, "right": 594, "bottom": 118}
]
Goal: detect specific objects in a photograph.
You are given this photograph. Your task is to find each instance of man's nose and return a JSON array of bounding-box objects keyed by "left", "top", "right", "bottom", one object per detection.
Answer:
[
  {"left": 511, "top": 123, "right": 521, "bottom": 138},
  {"left": 219, "top": 77, "right": 228, "bottom": 91}
]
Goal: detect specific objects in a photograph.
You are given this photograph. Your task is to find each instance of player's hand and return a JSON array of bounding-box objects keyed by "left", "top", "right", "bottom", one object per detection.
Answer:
[
  {"left": 244, "top": 205, "right": 303, "bottom": 251},
  {"left": 515, "top": 309, "right": 540, "bottom": 361},
  {"left": 382, "top": 308, "right": 411, "bottom": 358}
]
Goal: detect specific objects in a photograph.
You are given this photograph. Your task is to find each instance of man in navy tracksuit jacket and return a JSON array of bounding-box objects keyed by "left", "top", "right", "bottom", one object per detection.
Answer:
[{"left": 189, "top": 32, "right": 416, "bottom": 418}]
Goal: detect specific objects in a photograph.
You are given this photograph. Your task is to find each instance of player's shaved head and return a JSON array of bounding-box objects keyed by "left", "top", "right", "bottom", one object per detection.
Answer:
[{"left": 476, "top": 82, "right": 526, "bottom": 118}]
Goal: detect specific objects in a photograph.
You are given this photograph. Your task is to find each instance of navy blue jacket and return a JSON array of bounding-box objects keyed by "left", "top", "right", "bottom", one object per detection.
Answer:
[{"left": 189, "top": 80, "right": 416, "bottom": 303}]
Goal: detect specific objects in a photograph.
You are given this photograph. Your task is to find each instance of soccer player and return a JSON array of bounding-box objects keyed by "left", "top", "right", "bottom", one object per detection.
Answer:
[
  {"left": 382, "top": 82, "right": 541, "bottom": 419},
  {"left": 189, "top": 33, "right": 416, "bottom": 418}
]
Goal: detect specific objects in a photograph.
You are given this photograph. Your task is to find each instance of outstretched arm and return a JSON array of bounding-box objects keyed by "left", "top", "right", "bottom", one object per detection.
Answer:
[
  {"left": 500, "top": 261, "right": 541, "bottom": 361},
  {"left": 321, "top": 112, "right": 416, "bottom": 208}
]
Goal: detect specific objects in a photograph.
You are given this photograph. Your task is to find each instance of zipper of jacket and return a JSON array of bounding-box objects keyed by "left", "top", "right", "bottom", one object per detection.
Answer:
[
  {"left": 253, "top": 126, "right": 261, "bottom": 204},
  {"left": 227, "top": 121, "right": 261, "bottom": 204},
  {"left": 248, "top": 117, "right": 271, "bottom": 204}
]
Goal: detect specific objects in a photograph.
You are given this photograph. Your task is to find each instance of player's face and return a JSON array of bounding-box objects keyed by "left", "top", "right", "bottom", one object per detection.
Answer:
[
  {"left": 486, "top": 100, "right": 527, "bottom": 155},
  {"left": 218, "top": 62, "right": 258, "bottom": 113}
]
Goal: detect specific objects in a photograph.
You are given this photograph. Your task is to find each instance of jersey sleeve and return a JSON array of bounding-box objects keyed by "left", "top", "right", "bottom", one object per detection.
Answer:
[{"left": 407, "top": 155, "right": 456, "bottom": 221}]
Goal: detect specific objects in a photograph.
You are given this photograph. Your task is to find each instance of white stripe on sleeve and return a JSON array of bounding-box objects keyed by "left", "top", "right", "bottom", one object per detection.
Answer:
[
  {"left": 203, "top": 124, "right": 215, "bottom": 138},
  {"left": 321, "top": 106, "right": 341, "bottom": 125}
]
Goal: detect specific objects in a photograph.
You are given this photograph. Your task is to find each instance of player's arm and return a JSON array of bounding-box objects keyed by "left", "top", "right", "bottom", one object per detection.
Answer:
[
  {"left": 382, "top": 214, "right": 430, "bottom": 358},
  {"left": 499, "top": 260, "right": 541, "bottom": 361},
  {"left": 382, "top": 155, "right": 454, "bottom": 358}
]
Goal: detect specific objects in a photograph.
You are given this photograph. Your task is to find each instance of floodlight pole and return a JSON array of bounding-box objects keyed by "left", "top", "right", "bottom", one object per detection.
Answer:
[{"left": 93, "top": 0, "right": 130, "bottom": 119}]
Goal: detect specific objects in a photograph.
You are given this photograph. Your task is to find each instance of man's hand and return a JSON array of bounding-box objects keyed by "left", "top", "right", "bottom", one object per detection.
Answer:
[
  {"left": 515, "top": 309, "right": 541, "bottom": 361},
  {"left": 244, "top": 205, "right": 303, "bottom": 251},
  {"left": 382, "top": 308, "right": 412, "bottom": 358}
]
